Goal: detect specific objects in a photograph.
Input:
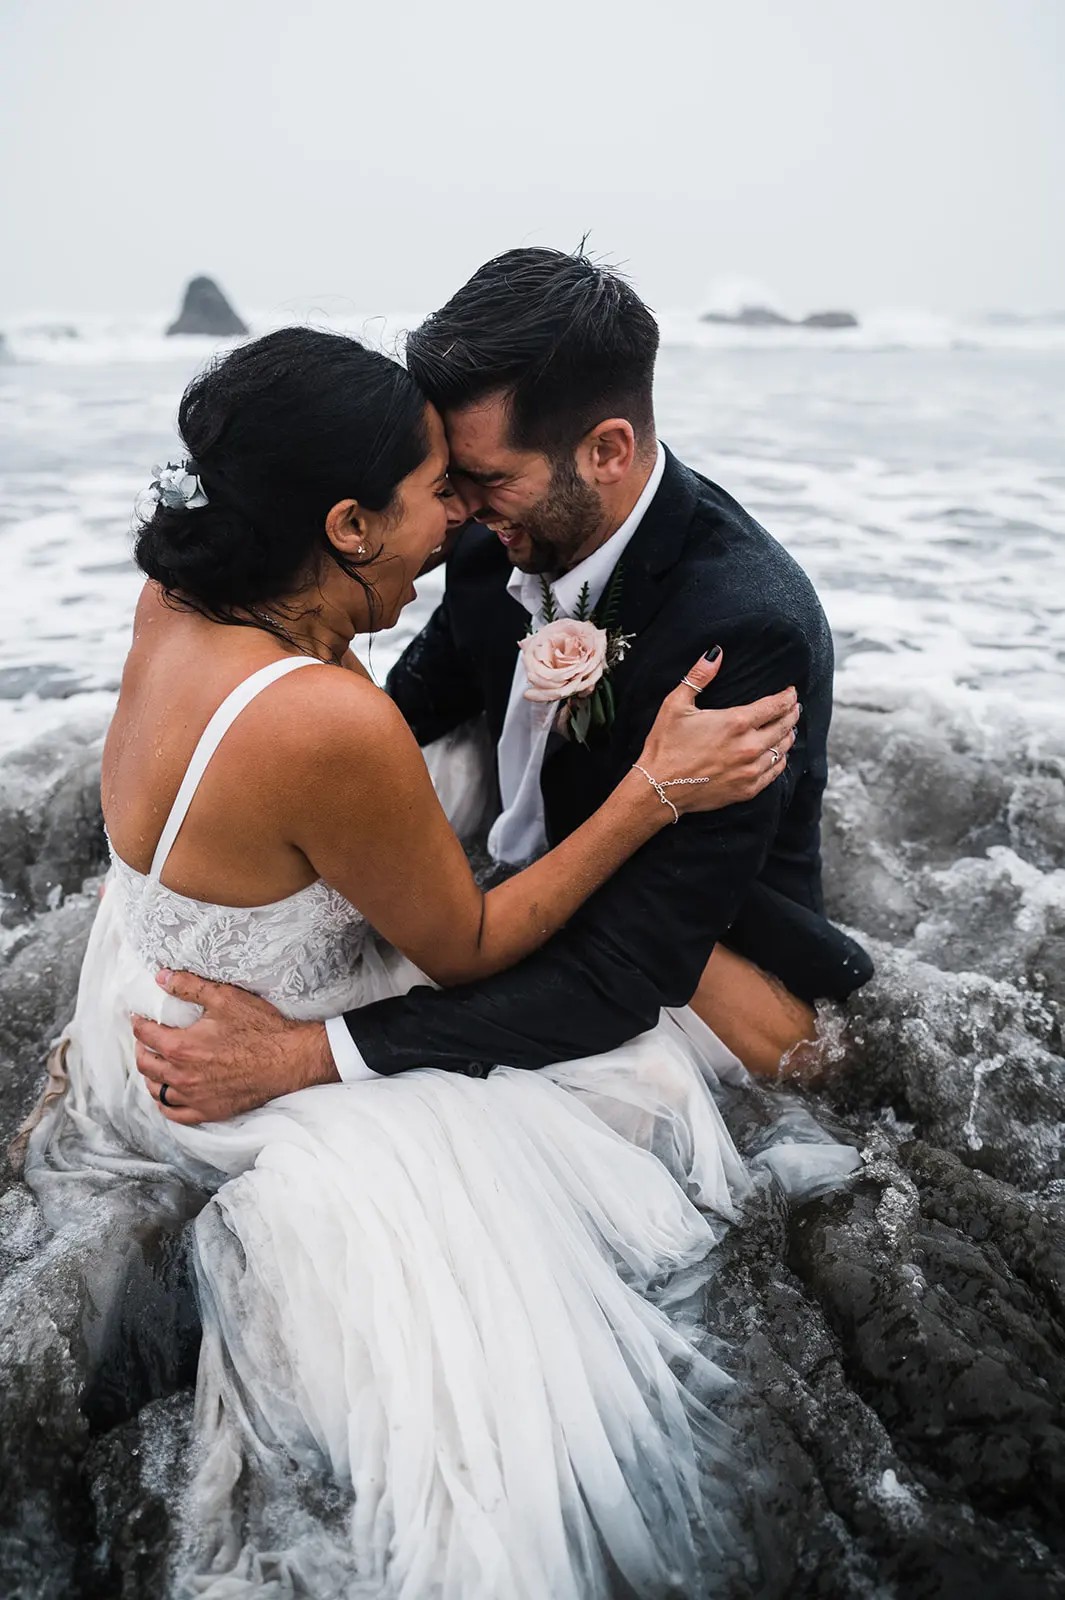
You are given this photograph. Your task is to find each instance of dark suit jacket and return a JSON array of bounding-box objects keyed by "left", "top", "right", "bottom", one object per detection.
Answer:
[{"left": 344, "top": 447, "right": 872, "bottom": 1074}]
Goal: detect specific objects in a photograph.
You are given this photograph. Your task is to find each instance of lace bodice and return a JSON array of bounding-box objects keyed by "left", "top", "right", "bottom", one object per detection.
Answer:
[
  {"left": 109, "top": 849, "right": 371, "bottom": 1020},
  {"left": 105, "top": 656, "right": 373, "bottom": 1021}
]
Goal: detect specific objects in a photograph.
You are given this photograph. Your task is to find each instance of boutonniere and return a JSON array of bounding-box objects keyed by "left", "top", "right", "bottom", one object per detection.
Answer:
[{"left": 519, "top": 564, "right": 634, "bottom": 746}]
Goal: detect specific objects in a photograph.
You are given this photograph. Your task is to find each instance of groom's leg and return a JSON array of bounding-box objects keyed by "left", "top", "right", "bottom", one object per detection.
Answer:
[{"left": 688, "top": 945, "right": 818, "bottom": 1078}]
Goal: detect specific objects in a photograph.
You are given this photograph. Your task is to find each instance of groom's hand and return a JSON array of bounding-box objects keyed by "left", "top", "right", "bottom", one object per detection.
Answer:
[{"left": 131, "top": 970, "right": 338, "bottom": 1124}]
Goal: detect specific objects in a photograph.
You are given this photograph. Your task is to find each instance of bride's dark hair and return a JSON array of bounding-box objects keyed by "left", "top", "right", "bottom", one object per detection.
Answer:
[{"left": 135, "top": 327, "right": 429, "bottom": 634}]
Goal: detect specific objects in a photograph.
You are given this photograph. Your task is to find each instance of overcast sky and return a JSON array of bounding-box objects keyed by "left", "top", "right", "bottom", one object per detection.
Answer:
[{"left": 1, "top": 0, "right": 1061, "bottom": 318}]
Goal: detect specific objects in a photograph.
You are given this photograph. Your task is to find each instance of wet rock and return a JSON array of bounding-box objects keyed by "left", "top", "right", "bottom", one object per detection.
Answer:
[
  {"left": 825, "top": 693, "right": 1065, "bottom": 1018},
  {"left": 0, "top": 1196, "right": 203, "bottom": 1599},
  {"left": 787, "top": 1144, "right": 1065, "bottom": 1557},
  {"left": 826, "top": 702, "right": 1013, "bottom": 878},
  {"left": 0, "top": 1223, "right": 93, "bottom": 1599},
  {"left": 0, "top": 716, "right": 108, "bottom": 923},
  {"left": 0, "top": 894, "right": 97, "bottom": 1151},
  {"left": 827, "top": 944, "right": 1064, "bottom": 1187},
  {"left": 166, "top": 276, "right": 249, "bottom": 338},
  {"left": 86, "top": 1391, "right": 193, "bottom": 1599},
  {"left": 706, "top": 1145, "right": 1065, "bottom": 1598},
  {"left": 0, "top": 664, "right": 90, "bottom": 701}
]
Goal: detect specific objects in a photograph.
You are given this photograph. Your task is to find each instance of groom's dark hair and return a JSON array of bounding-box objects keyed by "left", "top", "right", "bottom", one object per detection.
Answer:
[{"left": 405, "top": 247, "right": 659, "bottom": 458}]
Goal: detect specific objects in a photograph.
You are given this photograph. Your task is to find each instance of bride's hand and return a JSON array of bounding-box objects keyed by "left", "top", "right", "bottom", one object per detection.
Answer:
[{"left": 634, "top": 648, "right": 799, "bottom": 816}]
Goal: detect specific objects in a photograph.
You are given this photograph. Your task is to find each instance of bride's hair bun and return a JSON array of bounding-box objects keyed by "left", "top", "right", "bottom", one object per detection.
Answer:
[
  {"left": 134, "top": 327, "right": 429, "bottom": 624},
  {"left": 135, "top": 499, "right": 272, "bottom": 613}
]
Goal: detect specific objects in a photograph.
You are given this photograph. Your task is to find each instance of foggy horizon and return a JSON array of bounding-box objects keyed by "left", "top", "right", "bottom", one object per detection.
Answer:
[{"left": 1, "top": 0, "right": 1062, "bottom": 320}]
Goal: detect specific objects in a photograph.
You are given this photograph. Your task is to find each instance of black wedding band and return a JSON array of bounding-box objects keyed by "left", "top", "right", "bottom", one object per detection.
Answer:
[{"left": 160, "top": 1082, "right": 172, "bottom": 1107}]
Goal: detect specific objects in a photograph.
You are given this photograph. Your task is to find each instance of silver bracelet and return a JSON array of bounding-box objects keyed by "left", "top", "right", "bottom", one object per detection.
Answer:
[{"left": 632, "top": 764, "right": 713, "bottom": 824}]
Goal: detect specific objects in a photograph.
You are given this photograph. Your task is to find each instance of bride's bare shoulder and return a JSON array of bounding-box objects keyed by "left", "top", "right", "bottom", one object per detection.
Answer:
[
  {"left": 131, "top": 579, "right": 177, "bottom": 635},
  {"left": 268, "top": 659, "right": 422, "bottom": 778}
]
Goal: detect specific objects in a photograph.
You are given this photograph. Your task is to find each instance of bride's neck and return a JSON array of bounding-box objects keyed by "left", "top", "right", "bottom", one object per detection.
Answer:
[{"left": 248, "top": 589, "right": 353, "bottom": 665}]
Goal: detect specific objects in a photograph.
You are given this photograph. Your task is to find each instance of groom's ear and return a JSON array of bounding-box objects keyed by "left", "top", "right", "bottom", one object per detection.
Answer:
[
  {"left": 581, "top": 419, "right": 637, "bottom": 486},
  {"left": 324, "top": 499, "right": 372, "bottom": 557}
]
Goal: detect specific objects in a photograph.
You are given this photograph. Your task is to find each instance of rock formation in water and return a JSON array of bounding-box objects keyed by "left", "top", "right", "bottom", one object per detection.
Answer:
[
  {"left": 165, "top": 276, "right": 248, "bottom": 338},
  {"left": 702, "top": 304, "right": 860, "bottom": 330},
  {"left": 802, "top": 310, "right": 859, "bottom": 329},
  {"left": 703, "top": 304, "right": 794, "bottom": 327},
  {"left": 23, "top": 322, "right": 80, "bottom": 341},
  {"left": 1, "top": 695, "right": 1063, "bottom": 1595}
]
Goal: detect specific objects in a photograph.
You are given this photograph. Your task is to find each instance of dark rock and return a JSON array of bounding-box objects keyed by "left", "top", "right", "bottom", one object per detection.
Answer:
[
  {"left": 0, "top": 715, "right": 108, "bottom": 923},
  {"left": 703, "top": 304, "right": 795, "bottom": 327},
  {"left": 0, "top": 893, "right": 97, "bottom": 1153},
  {"left": 832, "top": 946, "right": 1065, "bottom": 1188},
  {"left": 700, "top": 305, "right": 861, "bottom": 330},
  {"left": 703, "top": 1140, "right": 1065, "bottom": 1598},
  {"left": 0, "top": 664, "right": 88, "bottom": 701},
  {"left": 0, "top": 1201, "right": 203, "bottom": 1600},
  {"left": 166, "top": 275, "right": 248, "bottom": 338},
  {"left": 802, "top": 311, "right": 859, "bottom": 329},
  {"left": 825, "top": 699, "right": 1065, "bottom": 1003},
  {"left": 86, "top": 1393, "right": 193, "bottom": 1600},
  {"left": 787, "top": 1146, "right": 1065, "bottom": 1555}
]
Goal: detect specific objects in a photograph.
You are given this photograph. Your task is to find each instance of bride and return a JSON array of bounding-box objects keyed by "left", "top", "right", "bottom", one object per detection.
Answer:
[{"left": 21, "top": 327, "right": 842, "bottom": 1599}]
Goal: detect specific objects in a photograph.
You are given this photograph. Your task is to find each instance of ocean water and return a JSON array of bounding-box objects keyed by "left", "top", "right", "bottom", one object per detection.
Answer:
[{"left": 2, "top": 312, "right": 1064, "bottom": 754}]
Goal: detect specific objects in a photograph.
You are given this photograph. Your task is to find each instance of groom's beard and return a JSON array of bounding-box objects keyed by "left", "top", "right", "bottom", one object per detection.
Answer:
[{"left": 505, "top": 458, "right": 603, "bottom": 576}]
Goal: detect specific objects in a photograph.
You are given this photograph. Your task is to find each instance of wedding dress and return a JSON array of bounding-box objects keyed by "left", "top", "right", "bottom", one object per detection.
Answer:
[{"left": 23, "top": 657, "right": 860, "bottom": 1599}]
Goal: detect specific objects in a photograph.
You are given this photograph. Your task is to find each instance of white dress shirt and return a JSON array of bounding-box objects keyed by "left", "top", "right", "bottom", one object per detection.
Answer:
[
  {"left": 327, "top": 443, "right": 667, "bottom": 1082},
  {"left": 489, "top": 443, "right": 666, "bottom": 864}
]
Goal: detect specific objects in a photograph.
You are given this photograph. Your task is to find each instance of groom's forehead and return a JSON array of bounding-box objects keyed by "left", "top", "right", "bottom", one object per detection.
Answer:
[{"left": 443, "top": 395, "right": 529, "bottom": 473}]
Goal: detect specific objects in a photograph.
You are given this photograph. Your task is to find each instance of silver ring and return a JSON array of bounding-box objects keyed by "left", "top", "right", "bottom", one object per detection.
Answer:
[
  {"left": 681, "top": 675, "right": 699, "bottom": 690},
  {"left": 160, "top": 1082, "right": 172, "bottom": 1107},
  {"left": 769, "top": 747, "right": 781, "bottom": 766}
]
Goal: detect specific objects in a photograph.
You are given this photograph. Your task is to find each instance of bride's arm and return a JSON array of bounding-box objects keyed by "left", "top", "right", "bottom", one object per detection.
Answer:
[{"left": 287, "top": 651, "right": 798, "bottom": 988}]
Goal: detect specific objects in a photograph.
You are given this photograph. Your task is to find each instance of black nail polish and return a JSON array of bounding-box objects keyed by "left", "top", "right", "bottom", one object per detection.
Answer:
[{"left": 704, "top": 645, "right": 721, "bottom": 662}]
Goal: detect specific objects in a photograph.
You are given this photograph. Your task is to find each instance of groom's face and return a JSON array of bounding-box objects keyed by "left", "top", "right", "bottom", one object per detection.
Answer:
[{"left": 444, "top": 394, "right": 602, "bottom": 576}]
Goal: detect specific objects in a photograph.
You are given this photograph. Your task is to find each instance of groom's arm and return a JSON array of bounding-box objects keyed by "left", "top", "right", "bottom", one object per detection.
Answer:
[
  {"left": 128, "top": 610, "right": 867, "bottom": 1118},
  {"left": 343, "top": 612, "right": 842, "bottom": 1075}
]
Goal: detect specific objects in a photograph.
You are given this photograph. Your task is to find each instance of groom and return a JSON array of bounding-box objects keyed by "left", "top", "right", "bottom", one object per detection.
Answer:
[{"left": 133, "top": 248, "right": 872, "bottom": 1114}]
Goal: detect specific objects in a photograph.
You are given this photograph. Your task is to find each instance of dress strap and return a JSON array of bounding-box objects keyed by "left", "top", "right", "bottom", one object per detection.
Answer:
[{"left": 149, "top": 656, "right": 322, "bottom": 881}]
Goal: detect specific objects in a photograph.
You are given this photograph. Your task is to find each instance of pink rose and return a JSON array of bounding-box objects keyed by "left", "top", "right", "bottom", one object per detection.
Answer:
[{"left": 520, "top": 618, "right": 608, "bottom": 704}]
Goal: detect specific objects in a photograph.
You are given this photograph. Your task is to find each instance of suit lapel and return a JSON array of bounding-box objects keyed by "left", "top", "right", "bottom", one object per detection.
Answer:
[{"left": 604, "top": 446, "right": 700, "bottom": 646}]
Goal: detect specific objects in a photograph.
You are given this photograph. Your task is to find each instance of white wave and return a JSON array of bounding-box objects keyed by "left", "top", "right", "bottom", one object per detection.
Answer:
[
  {"left": 1, "top": 327, "right": 1063, "bottom": 758},
  {"left": 6, "top": 304, "right": 1065, "bottom": 363}
]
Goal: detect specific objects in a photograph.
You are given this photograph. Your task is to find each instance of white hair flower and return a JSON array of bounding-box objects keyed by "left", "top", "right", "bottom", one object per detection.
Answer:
[{"left": 136, "top": 460, "right": 208, "bottom": 517}]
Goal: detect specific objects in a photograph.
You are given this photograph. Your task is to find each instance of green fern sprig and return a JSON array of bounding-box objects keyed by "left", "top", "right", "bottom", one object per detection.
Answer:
[{"left": 538, "top": 575, "right": 559, "bottom": 624}]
